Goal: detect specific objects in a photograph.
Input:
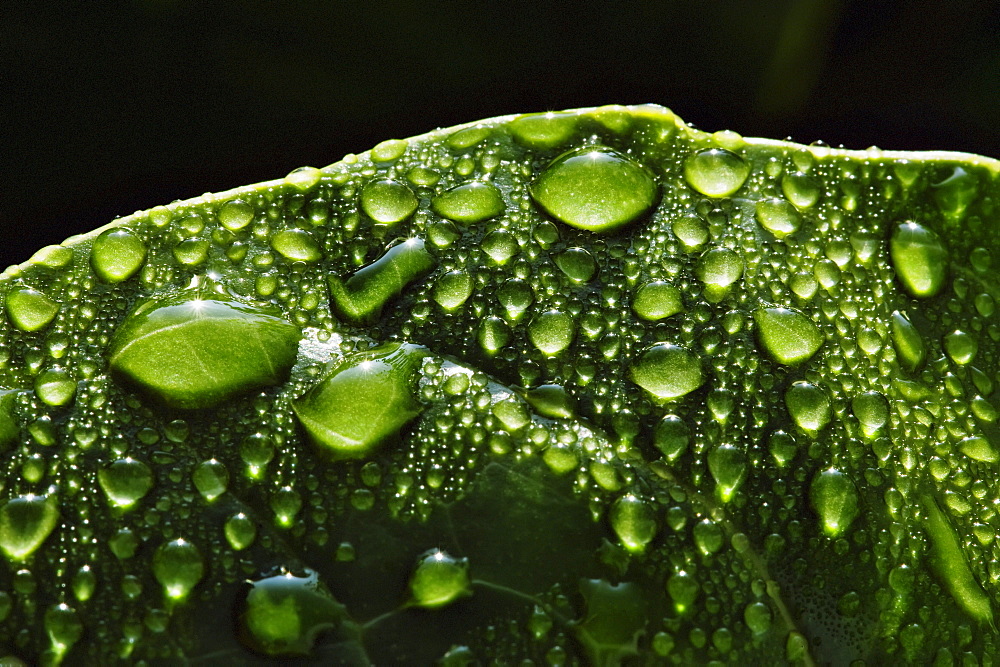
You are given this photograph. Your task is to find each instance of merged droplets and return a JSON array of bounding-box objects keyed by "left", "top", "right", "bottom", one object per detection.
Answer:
[
  {"left": 683, "top": 148, "right": 749, "bottom": 197},
  {"left": 330, "top": 238, "right": 435, "bottom": 323},
  {"left": 530, "top": 146, "right": 658, "bottom": 233}
]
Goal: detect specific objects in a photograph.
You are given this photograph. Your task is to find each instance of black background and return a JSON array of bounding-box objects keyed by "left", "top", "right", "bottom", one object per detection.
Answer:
[{"left": 3, "top": 0, "right": 999, "bottom": 269}]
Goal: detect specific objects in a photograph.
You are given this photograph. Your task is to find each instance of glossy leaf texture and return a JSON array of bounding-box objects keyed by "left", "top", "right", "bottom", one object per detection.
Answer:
[{"left": 1, "top": 104, "right": 999, "bottom": 664}]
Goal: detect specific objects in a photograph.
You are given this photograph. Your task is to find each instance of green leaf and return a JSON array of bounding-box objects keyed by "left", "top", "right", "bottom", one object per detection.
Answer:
[{"left": 2, "top": 104, "right": 1000, "bottom": 664}]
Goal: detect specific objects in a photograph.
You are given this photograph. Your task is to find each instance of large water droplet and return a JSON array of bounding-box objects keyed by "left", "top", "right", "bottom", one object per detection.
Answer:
[
  {"left": 851, "top": 391, "right": 888, "bottom": 438},
  {"left": 696, "top": 248, "right": 744, "bottom": 296},
  {"left": 431, "top": 181, "right": 505, "bottom": 224},
  {"left": 781, "top": 171, "right": 820, "bottom": 208},
  {"left": 218, "top": 199, "right": 255, "bottom": 231},
  {"left": 632, "top": 281, "right": 683, "bottom": 321},
  {"left": 292, "top": 343, "right": 426, "bottom": 459},
  {"left": 683, "top": 148, "right": 749, "bottom": 197},
  {"left": 90, "top": 229, "right": 147, "bottom": 283},
  {"left": 889, "top": 222, "right": 947, "bottom": 298},
  {"left": 0, "top": 390, "right": 19, "bottom": 450},
  {"left": 225, "top": 513, "right": 257, "bottom": 551},
  {"left": 530, "top": 146, "right": 658, "bottom": 233},
  {"left": 754, "top": 307, "right": 823, "bottom": 365},
  {"left": 528, "top": 310, "right": 575, "bottom": 356},
  {"left": 239, "top": 569, "right": 348, "bottom": 657},
  {"left": 432, "top": 270, "right": 473, "bottom": 311},
  {"left": 360, "top": 179, "right": 418, "bottom": 224},
  {"left": 192, "top": 459, "right": 229, "bottom": 501},
  {"left": 630, "top": 343, "right": 703, "bottom": 401},
  {"left": 708, "top": 444, "right": 746, "bottom": 502},
  {"left": 153, "top": 538, "right": 204, "bottom": 600},
  {"left": 330, "top": 238, "right": 436, "bottom": 323},
  {"left": 810, "top": 468, "right": 859, "bottom": 536},
  {"left": 409, "top": 549, "right": 471, "bottom": 609},
  {"left": 609, "top": 495, "right": 658, "bottom": 552},
  {"left": 784, "top": 381, "right": 831, "bottom": 436},
  {"left": 666, "top": 570, "right": 698, "bottom": 613},
  {"left": 959, "top": 436, "right": 998, "bottom": 463},
  {"left": 109, "top": 292, "right": 301, "bottom": 409},
  {"left": 98, "top": 458, "right": 154, "bottom": 509},
  {"left": 34, "top": 368, "right": 76, "bottom": 407},
  {"left": 44, "top": 603, "right": 83, "bottom": 655},
  {"left": 0, "top": 493, "right": 59, "bottom": 560},
  {"left": 5, "top": 288, "right": 59, "bottom": 332},
  {"left": 944, "top": 330, "right": 977, "bottom": 365},
  {"left": 554, "top": 247, "right": 597, "bottom": 283}
]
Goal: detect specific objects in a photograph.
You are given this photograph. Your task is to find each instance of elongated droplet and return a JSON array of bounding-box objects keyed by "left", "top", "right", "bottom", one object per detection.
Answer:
[
  {"left": 330, "top": 238, "right": 435, "bottom": 323},
  {"left": 890, "top": 310, "right": 926, "bottom": 372},
  {"left": 890, "top": 222, "right": 947, "bottom": 298},
  {"left": 431, "top": 181, "right": 505, "bottom": 224}
]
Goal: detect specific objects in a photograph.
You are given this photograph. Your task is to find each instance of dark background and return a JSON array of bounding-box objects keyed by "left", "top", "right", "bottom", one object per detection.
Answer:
[{"left": 3, "top": 0, "right": 999, "bottom": 269}]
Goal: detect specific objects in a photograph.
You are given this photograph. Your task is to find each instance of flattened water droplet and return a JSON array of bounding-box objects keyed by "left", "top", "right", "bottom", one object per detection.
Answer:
[
  {"left": 530, "top": 146, "right": 657, "bottom": 233},
  {"left": 654, "top": 414, "right": 690, "bottom": 461},
  {"left": 609, "top": 495, "right": 658, "bottom": 552},
  {"left": 890, "top": 310, "right": 926, "bottom": 372},
  {"left": 683, "top": 148, "right": 749, "bottom": 197},
  {"left": 631, "top": 343, "right": 703, "bottom": 401},
  {"left": 528, "top": 310, "right": 575, "bottom": 356},
  {"left": 509, "top": 112, "right": 578, "bottom": 149},
  {"left": 810, "top": 468, "right": 859, "bottom": 536},
  {"left": 109, "top": 293, "right": 301, "bottom": 409},
  {"left": 371, "top": 138, "right": 408, "bottom": 162},
  {"left": 239, "top": 569, "right": 347, "bottom": 657},
  {"left": 5, "top": 288, "right": 59, "bottom": 332},
  {"left": 554, "top": 247, "right": 596, "bottom": 283},
  {"left": 754, "top": 307, "right": 823, "bottom": 365},
  {"left": 890, "top": 222, "right": 947, "bottom": 298},
  {"left": 0, "top": 493, "right": 59, "bottom": 560},
  {"left": 785, "top": 381, "right": 831, "bottom": 436},
  {"left": 632, "top": 281, "right": 683, "bottom": 321},
  {"left": 292, "top": 343, "right": 426, "bottom": 459},
  {"left": 755, "top": 198, "right": 802, "bottom": 238},
  {"left": 409, "top": 549, "right": 471, "bottom": 609},
  {"left": 360, "top": 179, "right": 418, "bottom": 224},
  {"left": 270, "top": 229, "right": 322, "bottom": 262},
  {"left": 708, "top": 444, "right": 746, "bottom": 502},
  {"left": 431, "top": 182, "right": 505, "bottom": 224},
  {"left": 330, "top": 238, "right": 436, "bottom": 323},
  {"left": 959, "top": 436, "right": 998, "bottom": 463},
  {"left": 153, "top": 538, "right": 204, "bottom": 600},
  {"left": 90, "top": 229, "right": 147, "bottom": 283},
  {"left": 944, "top": 330, "right": 977, "bottom": 365},
  {"left": 98, "top": 458, "right": 153, "bottom": 509}
]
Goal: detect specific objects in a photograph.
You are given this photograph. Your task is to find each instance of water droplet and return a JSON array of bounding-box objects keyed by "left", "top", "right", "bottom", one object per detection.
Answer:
[
  {"left": 293, "top": 343, "right": 426, "bottom": 459},
  {"left": 44, "top": 603, "right": 82, "bottom": 654},
  {"left": 172, "top": 238, "right": 209, "bottom": 266},
  {"left": 744, "top": 602, "right": 773, "bottom": 635},
  {"left": 693, "top": 519, "right": 724, "bottom": 554},
  {"left": 153, "top": 538, "right": 204, "bottom": 600},
  {"left": 477, "top": 316, "right": 511, "bottom": 354},
  {"left": 784, "top": 381, "right": 831, "bottom": 436},
  {"left": 491, "top": 396, "right": 530, "bottom": 432},
  {"left": 270, "top": 229, "right": 322, "bottom": 262},
  {"left": 0, "top": 493, "right": 59, "bottom": 560},
  {"left": 666, "top": 570, "right": 698, "bottom": 613},
  {"left": 542, "top": 444, "right": 578, "bottom": 474},
  {"left": 284, "top": 166, "right": 321, "bottom": 191},
  {"left": 754, "top": 307, "right": 823, "bottom": 365},
  {"left": 34, "top": 367, "right": 76, "bottom": 407},
  {"left": 239, "top": 569, "right": 347, "bottom": 657},
  {"left": 530, "top": 146, "right": 658, "bottom": 233},
  {"left": 72, "top": 566, "right": 95, "bottom": 602},
  {"left": 632, "top": 281, "right": 683, "bottom": 321},
  {"left": 431, "top": 182, "right": 505, "bottom": 223},
  {"left": 225, "top": 512, "right": 257, "bottom": 551},
  {"left": 781, "top": 171, "right": 820, "bottom": 208},
  {"left": 708, "top": 444, "right": 747, "bottom": 502},
  {"left": 409, "top": 549, "right": 471, "bottom": 609},
  {"left": 890, "top": 310, "right": 926, "bottom": 372},
  {"left": 497, "top": 279, "right": 534, "bottom": 320},
  {"left": 432, "top": 270, "right": 474, "bottom": 311},
  {"left": 631, "top": 343, "right": 703, "bottom": 401},
  {"left": 192, "top": 459, "right": 229, "bottom": 501},
  {"left": 330, "top": 238, "right": 436, "bottom": 323},
  {"left": 371, "top": 138, "right": 408, "bottom": 162},
  {"left": 959, "top": 436, "right": 998, "bottom": 463},
  {"left": 672, "top": 214, "right": 709, "bottom": 250},
  {"left": 481, "top": 230, "right": 518, "bottom": 264},
  {"left": 98, "top": 458, "right": 154, "bottom": 509},
  {"left": 509, "top": 112, "right": 578, "bottom": 149},
  {"left": 933, "top": 166, "right": 978, "bottom": 219},
  {"left": 5, "top": 288, "right": 59, "bottom": 332},
  {"left": 90, "top": 229, "right": 147, "bottom": 283},
  {"left": 528, "top": 310, "right": 575, "bottom": 356},
  {"left": 890, "top": 222, "right": 947, "bottom": 298},
  {"left": 609, "top": 495, "right": 658, "bottom": 552},
  {"left": 218, "top": 199, "right": 254, "bottom": 231},
  {"left": 109, "top": 292, "right": 301, "bottom": 409},
  {"left": 810, "top": 468, "right": 859, "bottom": 536},
  {"left": 683, "top": 148, "right": 749, "bottom": 197},
  {"left": 696, "top": 248, "right": 744, "bottom": 295},
  {"left": 360, "top": 179, "right": 418, "bottom": 224},
  {"left": 944, "top": 330, "right": 977, "bottom": 365},
  {"left": 29, "top": 245, "right": 73, "bottom": 269},
  {"left": 271, "top": 486, "right": 302, "bottom": 527},
  {"left": 755, "top": 198, "right": 802, "bottom": 238},
  {"left": 851, "top": 391, "right": 888, "bottom": 438},
  {"left": 524, "top": 384, "right": 574, "bottom": 419},
  {"left": 554, "top": 247, "right": 597, "bottom": 283},
  {"left": 654, "top": 414, "right": 690, "bottom": 461}
]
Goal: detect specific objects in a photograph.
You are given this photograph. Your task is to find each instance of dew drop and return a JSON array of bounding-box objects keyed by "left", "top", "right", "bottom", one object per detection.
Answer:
[
  {"left": 432, "top": 270, "right": 474, "bottom": 311},
  {"left": 0, "top": 493, "right": 59, "bottom": 560},
  {"left": 959, "top": 436, "right": 998, "bottom": 463},
  {"left": 218, "top": 199, "right": 255, "bottom": 231},
  {"left": 933, "top": 166, "right": 978, "bottom": 219},
  {"left": 330, "top": 238, "right": 436, "bottom": 323},
  {"left": 153, "top": 538, "right": 204, "bottom": 600},
  {"left": 889, "top": 222, "right": 947, "bottom": 298},
  {"left": 528, "top": 310, "right": 575, "bottom": 356},
  {"left": 5, "top": 288, "right": 59, "bottom": 332},
  {"left": 508, "top": 112, "right": 578, "bottom": 149},
  {"left": 683, "top": 148, "right": 749, "bottom": 197},
  {"left": 672, "top": 214, "right": 709, "bottom": 250},
  {"left": 554, "top": 247, "right": 597, "bottom": 283},
  {"left": 270, "top": 229, "right": 322, "bottom": 262},
  {"left": 409, "top": 549, "right": 471, "bottom": 609},
  {"left": 90, "top": 229, "right": 147, "bottom": 283},
  {"left": 851, "top": 391, "right": 889, "bottom": 438},
  {"left": 481, "top": 230, "right": 518, "bottom": 264},
  {"left": 744, "top": 602, "right": 773, "bottom": 635},
  {"left": 630, "top": 343, "right": 703, "bottom": 401},
  {"left": 609, "top": 495, "right": 658, "bottom": 552},
  {"left": 34, "top": 368, "right": 76, "bottom": 407},
  {"left": 478, "top": 316, "right": 511, "bottom": 354},
  {"left": 693, "top": 519, "right": 724, "bottom": 554},
  {"left": 360, "top": 179, "right": 418, "bottom": 224},
  {"left": 755, "top": 198, "right": 802, "bottom": 238},
  {"left": 784, "top": 381, "right": 831, "bottom": 436},
  {"left": 696, "top": 248, "right": 744, "bottom": 294},
  {"left": 944, "top": 330, "right": 977, "bottom": 365},
  {"left": 225, "top": 512, "right": 257, "bottom": 551},
  {"left": 44, "top": 603, "right": 82, "bottom": 654},
  {"left": 431, "top": 182, "right": 505, "bottom": 224},
  {"left": 654, "top": 414, "right": 690, "bottom": 461},
  {"left": 666, "top": 570, "right": 698, "bottom": 613},
  {"left": 284, "top": 166, "right": 321, "bottom": 191},
  {"left": 781, "top": 171, "right": 820, "bottom": 208},
  {"left": 530, "top": 146, "right": 658, "bottom": 233},
  {"left": 98, "top": 458, "right": 154, "bottom": 509},
  {"left": 810, "top": 468, "right": 859, "bottom": 536},
  {"left": 754, "top": 307, "right": 823, "bottom": 365},
  {"left": 632, "top": 282, "right": 683, "bottom": 321},
  {"left": 192, "top": 459, "right": 229, "bottom": 502},
  {"left": 890, "top": 310, "right": 926, "bottom": 372},
  {"left": 708, "top": 444, "right": 747, "bottom": 502}
]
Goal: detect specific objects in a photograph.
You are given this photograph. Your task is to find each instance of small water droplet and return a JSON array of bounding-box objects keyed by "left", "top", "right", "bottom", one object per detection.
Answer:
[
  {"left": 34, "top": 367, "right": 76, "bottom": 407},
  {"left": 225, "top": 512, "right": 257, "bottom": 551},
  {"left": 944, "top": 330, "right": 977, "bottom": 365},
  {"left": 696, "top": 248, "right": 744, "bottom": 296},
  {"left": 666, "top": 570, "right": 698, "bottom": 613},
  {"left": 192, "top": 459, "right": 229, "bottom": 502},
  {"left": 851, "top": 391, "right": 888, "bottom": 438},
  {"left": 218, "top": 199, "right": 254, "bottom": 231},
  {"left": 270, "top": 229, "right": 322, "bottom": 262},
  {"left": 554, "top": 247, "right": 597, "bottom": 283},
  {"left": 781, "top": 171, "right": 820, "bottom": 208},
  {"left": 5, "top": 288, "right": 59, "bottom": 332},
  {"left": 284, "top": 166, "right": 321, "bottom": 191},
  {"left": 933, "top": 166, "right": 978, "bottom": 219},
  {"left": 654, "top": 414, "right": 690, "bottom": 461},
  {"left": 530, "top": 146, "right": 658, "bottom": 233},
  {"left": 432, "top": 270, "right": 474, "bottom": 311},
  {"left": 684, "top": 148, "right": 749, "bottom": 197}
]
